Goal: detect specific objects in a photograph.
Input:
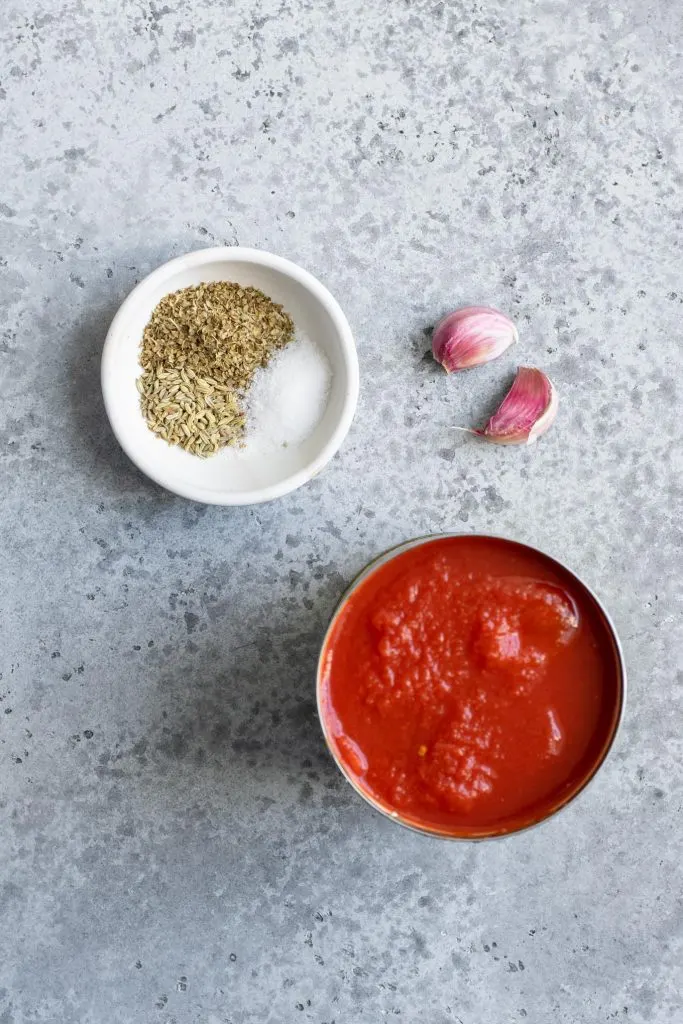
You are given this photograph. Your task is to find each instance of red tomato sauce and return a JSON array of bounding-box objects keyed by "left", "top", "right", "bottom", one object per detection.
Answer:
[{"left": 319, "top": 536, "right": 622, "bottom": 836}]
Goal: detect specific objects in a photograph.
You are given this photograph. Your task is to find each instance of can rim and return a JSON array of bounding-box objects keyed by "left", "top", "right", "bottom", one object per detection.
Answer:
[{"left": 316, "top": 533, "right": 627, "bottom": 842}]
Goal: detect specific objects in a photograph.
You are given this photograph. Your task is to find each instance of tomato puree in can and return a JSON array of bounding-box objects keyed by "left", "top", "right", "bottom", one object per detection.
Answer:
[{"left": 319, "top": 536, "right": 623, "bottom": 837}]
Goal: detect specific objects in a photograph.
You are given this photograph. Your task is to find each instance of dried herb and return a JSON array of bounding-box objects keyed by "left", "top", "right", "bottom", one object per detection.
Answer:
[{"left": 137, "top": 281, "right": 294, "bottom": 456}]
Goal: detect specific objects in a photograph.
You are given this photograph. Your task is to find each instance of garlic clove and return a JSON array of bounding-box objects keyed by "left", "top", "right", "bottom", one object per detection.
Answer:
[
  {"left": 475, "top": 366, "right": 558, "bottom": 445},
  {"left": 432, "top": 306, "right": 518, "bottom": 372}
]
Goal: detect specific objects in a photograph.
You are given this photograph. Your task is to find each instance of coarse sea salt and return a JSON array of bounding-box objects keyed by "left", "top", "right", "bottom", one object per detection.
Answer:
[{"left": 242, "top": 333, "right": 332, "bottom": 453}]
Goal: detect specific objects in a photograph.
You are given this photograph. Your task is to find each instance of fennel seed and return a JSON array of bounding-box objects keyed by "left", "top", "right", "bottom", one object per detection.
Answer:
[{"left": 137, "top": 280, "right": 294, "bottom": 456}]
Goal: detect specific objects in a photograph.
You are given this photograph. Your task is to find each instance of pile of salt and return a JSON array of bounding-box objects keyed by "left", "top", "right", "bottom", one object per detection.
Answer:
[{"left": 243, "top": 333, "right": 332, "bottom": 453}]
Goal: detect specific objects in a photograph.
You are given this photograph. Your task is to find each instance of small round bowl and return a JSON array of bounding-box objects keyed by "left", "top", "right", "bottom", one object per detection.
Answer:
[
  {"left": 101, "top": 247, "right": 359, "bottom": 505},
  {"left": 317, "top": 535, "right": 626, "bottom": 840}
]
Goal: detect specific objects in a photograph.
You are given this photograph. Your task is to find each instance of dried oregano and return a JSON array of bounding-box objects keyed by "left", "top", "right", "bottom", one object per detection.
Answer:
[{"left": 137, "top": 281, "right": 295, "bottom": 456}]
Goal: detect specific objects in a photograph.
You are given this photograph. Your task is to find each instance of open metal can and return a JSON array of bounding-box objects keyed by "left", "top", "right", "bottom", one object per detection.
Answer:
[{"left": 317, "top": 534, "right": 626, "bottom": 841}]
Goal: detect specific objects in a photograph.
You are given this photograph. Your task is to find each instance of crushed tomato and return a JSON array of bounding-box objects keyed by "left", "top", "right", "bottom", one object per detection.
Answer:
[{"left": 320, "top": 537, "right": 620, "bottom": 836}]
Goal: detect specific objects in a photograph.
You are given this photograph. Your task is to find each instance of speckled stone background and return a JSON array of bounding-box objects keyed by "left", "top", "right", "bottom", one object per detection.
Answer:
[{"left": 1, "top": 0, "right": 682, "bottom": 1021}]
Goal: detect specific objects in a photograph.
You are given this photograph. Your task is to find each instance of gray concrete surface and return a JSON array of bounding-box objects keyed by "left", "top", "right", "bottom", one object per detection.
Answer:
[{"left": 1, "top": 0, "right": 682, "bottom": 1021}]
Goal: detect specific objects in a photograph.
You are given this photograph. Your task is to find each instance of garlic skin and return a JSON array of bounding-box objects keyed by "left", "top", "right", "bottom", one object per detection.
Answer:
[
  {"left": 476, "top": 367, "right": 558, "bottom": 445},
  {"left": 432, "top": 306, "right": 518, "bottom": 373}
]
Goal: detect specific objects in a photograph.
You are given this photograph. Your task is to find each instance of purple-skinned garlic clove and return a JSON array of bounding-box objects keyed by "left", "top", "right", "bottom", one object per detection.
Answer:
[
  {"left": 475, "top": 367, "right": 558, "bottom": 445},
  {"left": 432, "top": 306, "right": 518, "bottom": 373}
]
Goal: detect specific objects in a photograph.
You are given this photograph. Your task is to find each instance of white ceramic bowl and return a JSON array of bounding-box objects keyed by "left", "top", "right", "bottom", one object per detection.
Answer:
[{"left": 101, "top": 247, "right": 359, "bottom": 504}]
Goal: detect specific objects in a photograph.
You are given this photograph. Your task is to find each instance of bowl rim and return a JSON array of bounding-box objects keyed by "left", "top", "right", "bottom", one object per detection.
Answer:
[
  {"left": 316, "top": 533, "right": 627, "bottom": 841},
  {"left": 101, "top": 246, "right": 359, "bottom": 505}
]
